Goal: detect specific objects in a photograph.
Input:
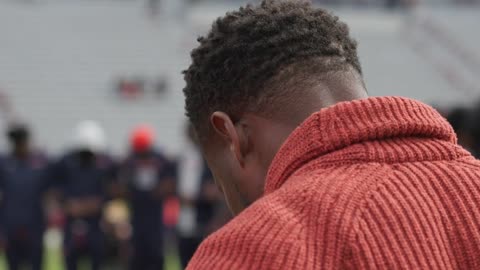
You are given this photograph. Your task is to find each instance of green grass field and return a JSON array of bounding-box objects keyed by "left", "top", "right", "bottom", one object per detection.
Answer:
[
  {"left": 0, "top": 244, "right": 180, "bottom": 270},
  {"left": 0, "top": 228, "right": 181, "bottom": 270},
  {"left": 0, "top": 247, "right": 63, "bottom": 270}
]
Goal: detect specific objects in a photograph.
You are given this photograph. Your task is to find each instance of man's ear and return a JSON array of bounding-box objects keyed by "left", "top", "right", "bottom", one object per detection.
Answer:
[{"left": 210, "top": 112, "right": 245, "bottom": 165}]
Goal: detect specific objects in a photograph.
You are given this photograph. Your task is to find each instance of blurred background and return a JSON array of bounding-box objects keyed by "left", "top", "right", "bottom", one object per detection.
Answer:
[{"left": 0, "top": 0, "right": 479, "bottom": 269}]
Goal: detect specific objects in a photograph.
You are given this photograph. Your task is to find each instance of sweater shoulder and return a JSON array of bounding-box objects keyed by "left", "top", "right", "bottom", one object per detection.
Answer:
[
  {"left": 187, "top": 162, "right": 393, "bottom": 269},
  {"left": 285, "top": 162, "right": 394, "bottom": 267},
  {"left": 187, "top": 182, "right": 312, "bottom": 269},
  {"left": 348, "top": 159, "right": 480, "bottom": 269}
]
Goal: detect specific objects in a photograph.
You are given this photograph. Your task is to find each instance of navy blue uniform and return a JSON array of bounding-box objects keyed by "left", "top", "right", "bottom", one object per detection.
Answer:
[
  {"left": 54, "top": 151, "right": 114, "bottom": 270},
  {"left": 0, "top": 152, "right": 51, "bottom": 270},
  {"left": 121, "top": 150, "right": 174, "bottom": 270}
]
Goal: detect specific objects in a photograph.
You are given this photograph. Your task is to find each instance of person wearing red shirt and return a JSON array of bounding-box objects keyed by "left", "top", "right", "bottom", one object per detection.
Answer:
[{"left": 182, "top": 0, "right": 480, "bottom": 269}]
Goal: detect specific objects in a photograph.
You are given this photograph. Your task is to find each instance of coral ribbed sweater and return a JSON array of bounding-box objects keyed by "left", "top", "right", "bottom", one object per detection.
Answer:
[{"left": 187, "top": 97, "right": 480, "bottom": 269}]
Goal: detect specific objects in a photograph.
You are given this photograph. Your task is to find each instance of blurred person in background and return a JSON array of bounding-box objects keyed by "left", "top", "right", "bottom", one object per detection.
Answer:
[
  {"left": 0, "top": 123, "right": 51, "bottom": 270},
  {"left": 446, "top": 107, "right": 477, "bottom": 157},
  {"left": 176, "top": 124, "right": 227, "bottom": 269},
  {"left": 53, "top": 121, "right": 114, "bottom": 270},
  {"left": 467, "top": 102, "right": 480, "bottom": 159},
  {"left": 119, "top": 125, "right": 175, "bottom": 270}
]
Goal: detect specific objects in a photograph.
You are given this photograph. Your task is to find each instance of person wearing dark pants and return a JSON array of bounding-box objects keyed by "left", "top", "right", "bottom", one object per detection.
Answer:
[
  {"left": 0, "top": 124, "right": 51, "bottom": 270},
  {"left": 53, "top": 121, "right": 114, "bottom": 270},
  {"left": 63, "top": 218, "right": 104, "bottom": 270},
  {"left": 129, "top": 224, "right": 164, "bottom": 269},
  {"left": 55, "top": 149, "right": 112, "bottom": 270},
  {"left": 5, "top": 225, "right": 44, "bottom": 270},
  {"left": 119, "top": 125, "right": 175, "bottom": 270}
]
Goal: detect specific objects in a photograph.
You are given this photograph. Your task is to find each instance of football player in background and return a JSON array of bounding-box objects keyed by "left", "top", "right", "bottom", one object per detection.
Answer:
[
  {"left": 53, "top": 121, "right": 115, "bottom": 270},
  {"left": 0, "top": 124, "right": 51, "bottom": 270},
  {"left": 119, "top": 125, "right": 175, "bottom": 270}
]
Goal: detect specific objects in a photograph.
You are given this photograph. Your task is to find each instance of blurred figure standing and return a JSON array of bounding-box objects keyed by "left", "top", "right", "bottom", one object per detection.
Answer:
[
  {"left": 447, "top": 107, "right": 478, "bottom": 157},
  {"left": 53, "top": 121, "right": 114, "bottom": 270},
  {"left": 0, "top": 124, "right": 51, "bottom": 270},
  {"left": 176, "top": 125, "right": 227, "bottom": 269},
  {"left": 119, "top": 125, "right": 175, "bottom": 270}
]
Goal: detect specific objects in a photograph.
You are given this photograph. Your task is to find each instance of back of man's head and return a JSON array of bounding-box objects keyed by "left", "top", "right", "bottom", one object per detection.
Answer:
[{"left": 183, "top": 0, "right": 365, "bottom": 139}]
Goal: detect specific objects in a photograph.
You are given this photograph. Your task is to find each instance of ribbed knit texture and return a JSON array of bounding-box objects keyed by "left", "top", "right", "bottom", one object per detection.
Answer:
[{"left": 187, "top": 96, "right": 480, "bottom": 270}]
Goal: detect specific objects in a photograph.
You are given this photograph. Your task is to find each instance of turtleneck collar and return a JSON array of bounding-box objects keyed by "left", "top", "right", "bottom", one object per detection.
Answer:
[{"left": 264, "top": 96, "right": 458, "bottom": 194}]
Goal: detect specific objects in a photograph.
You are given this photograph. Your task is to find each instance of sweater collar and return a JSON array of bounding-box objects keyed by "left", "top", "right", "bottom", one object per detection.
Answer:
[{"left": 264, "top": 96, "right": 457, "bottom": 194}]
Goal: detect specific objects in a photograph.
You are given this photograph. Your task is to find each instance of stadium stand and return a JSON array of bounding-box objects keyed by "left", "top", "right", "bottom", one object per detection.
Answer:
[{"left": 0, "top": 0, "right": 478, "bottom": 155}]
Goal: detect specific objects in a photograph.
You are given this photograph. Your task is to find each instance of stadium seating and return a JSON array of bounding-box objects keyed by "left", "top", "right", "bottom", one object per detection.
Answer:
[{"left": 0, "top": 0, "right": 478, "bottom": 155}]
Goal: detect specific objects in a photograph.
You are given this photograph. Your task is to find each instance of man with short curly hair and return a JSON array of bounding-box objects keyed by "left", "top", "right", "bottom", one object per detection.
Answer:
[{"left": 183, "top": 0, "right": 480, "bottom": 269}]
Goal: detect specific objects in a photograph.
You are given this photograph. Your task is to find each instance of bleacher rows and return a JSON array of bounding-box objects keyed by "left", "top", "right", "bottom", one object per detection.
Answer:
[{"left": 0, "top": 1, "right": 478, "bottom": 155}]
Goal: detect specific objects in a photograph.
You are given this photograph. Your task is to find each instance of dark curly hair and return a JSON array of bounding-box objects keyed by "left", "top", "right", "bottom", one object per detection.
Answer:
[{"left": 183, "top": 0, "right": 362, "bottom": 138}]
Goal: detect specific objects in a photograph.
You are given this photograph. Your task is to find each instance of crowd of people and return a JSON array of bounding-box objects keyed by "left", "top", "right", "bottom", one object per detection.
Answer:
[{"left": 0, "top": 121, "right": 228, "bottom": 270}]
